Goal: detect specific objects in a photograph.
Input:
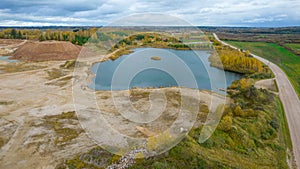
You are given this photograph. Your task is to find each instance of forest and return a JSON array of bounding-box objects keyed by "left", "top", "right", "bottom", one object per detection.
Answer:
[
  {"left": 208, "top": 39, "right": 273, "bottom": 78},
  {"left": 0, "top": 28, "right": 95, "bottom": 46}
]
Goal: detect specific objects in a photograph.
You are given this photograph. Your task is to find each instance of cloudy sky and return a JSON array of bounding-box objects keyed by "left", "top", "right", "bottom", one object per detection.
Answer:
[{"left": 0, "top": 0, "right": 299, "bottom": 27}]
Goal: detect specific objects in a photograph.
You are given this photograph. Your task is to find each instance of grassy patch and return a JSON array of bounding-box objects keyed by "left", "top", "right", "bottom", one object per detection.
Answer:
[
  {"left": 0, "top": 63, "right": 46, "bottom": 73},
  {"left": 273, "top": 79, "right": 279, "bottom": 92},
  {"left": 0, "top": 137, "right": 5, "bottom": 148},
  {"left": 60, "top": 60, "right": 87, "bottom": 70},
  {"left": 129, "top": 89, "right": 150, "bottom": 102},
  {"left": 225, "top": 41, "right": 300, "bottom": 97},
  {"left": 0, "top": 101, "right": 13, "bottom": 105},
  {"left": 283, "top": 43, "right": 300, "bottom": 55},
  {"left": 284, "top": 43, "right": 300, "bottom": 50},
  {"left": 46, "top": 68, "right": 68, "bottom": 80},
  {"left": 45, "top": 75, "right": 73, "bottom": 87},
  {"left": 43, "top": 111, "right": 83, "bottom": 145},
  {"left": 60, "top": 60, "right": 76, "bottom": 69},
  {"left": 55, "top": 147, "right": 114, "bottom": 169},
  {"left": 59, "top": 75, "right": 73, "bottom": 81},
  {"left": 277, "top": 98, "right": 293, "bottom": 150},
  {"left": 108, "top": 48, "right": 133, "bottom": 61}
]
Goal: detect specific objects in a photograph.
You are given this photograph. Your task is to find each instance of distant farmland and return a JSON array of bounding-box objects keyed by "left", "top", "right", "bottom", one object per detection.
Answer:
[{"left": 284, "top": 43, "right": 300, "bottom": 55}]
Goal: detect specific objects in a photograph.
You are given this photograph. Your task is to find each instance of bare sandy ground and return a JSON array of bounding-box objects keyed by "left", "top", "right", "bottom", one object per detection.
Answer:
[
  {"left": 255, "top": 78, "right": 278, "bottom": 95},
  {"left": 0, "top": 51, "right": 228, "bottom": 169},
  {"left": 214, "top": 33, "right": 300, "bottom": 169},
  {"left": 0, "top": 61, "right": 96, "bottom": 169},
  {"left": 0, "top": 39, "right": 27, "bottom": 55}
]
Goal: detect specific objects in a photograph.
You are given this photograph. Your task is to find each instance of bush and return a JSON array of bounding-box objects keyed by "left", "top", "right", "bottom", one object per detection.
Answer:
[
  {"left": 222, "top": 105, "right": 233, "bottom": 117},
  {"left": 270, "top": 118, "right": 280, "bottom": 130},
  {"left": 199, "top": 104, "right": 209, "bottom": 114},
  {"left": 233, "top": 105, "right": 244, "bottom": 116},
  {"left": 218, "top": 115, "right": 233, "bottom": 131},
  {"left": 243, "top": 109, "right": 258, "bottom": 117},
  {"left": 60, "top": 60, "right": 76, "bottom": 69}
]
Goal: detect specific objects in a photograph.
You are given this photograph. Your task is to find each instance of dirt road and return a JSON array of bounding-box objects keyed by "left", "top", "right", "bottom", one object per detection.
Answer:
[{"left": 214, "top": 33, "right": 300, "bottom": 168}]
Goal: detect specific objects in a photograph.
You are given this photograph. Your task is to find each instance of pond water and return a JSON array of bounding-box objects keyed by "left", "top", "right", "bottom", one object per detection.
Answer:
[
  {"left": 90, "top": 48, "right": 243, "bottom": 93},
  {"left": 0, "top": 56, "right": 18, "bottom": 63}
]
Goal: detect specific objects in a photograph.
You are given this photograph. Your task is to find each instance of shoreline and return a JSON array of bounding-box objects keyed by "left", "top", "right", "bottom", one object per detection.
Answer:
[{"left": 102, "top": 46, "right": 213, "bottom": 62}]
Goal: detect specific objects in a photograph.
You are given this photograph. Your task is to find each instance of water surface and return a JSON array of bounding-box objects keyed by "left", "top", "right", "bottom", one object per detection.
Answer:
[
  {"left": 0, "top": 56, "right": 18, "bottom": 63},
  {"left": 90, "top": 48, "right": 242, "bottom": 93}
]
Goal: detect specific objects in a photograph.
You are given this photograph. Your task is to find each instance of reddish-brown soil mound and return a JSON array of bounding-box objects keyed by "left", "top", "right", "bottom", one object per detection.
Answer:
[{"left": 11, "top": 41, "right": 83, "bottom": 61}]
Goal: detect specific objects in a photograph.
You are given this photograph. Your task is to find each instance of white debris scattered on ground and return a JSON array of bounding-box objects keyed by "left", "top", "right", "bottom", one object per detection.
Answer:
[{"left": 106, "top": 149, "right": 148, "bottom": 169}]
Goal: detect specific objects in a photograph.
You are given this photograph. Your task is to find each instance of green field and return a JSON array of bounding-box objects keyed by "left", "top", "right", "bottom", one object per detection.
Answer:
[
  {"left": 284, "top": 43, "right": 300, "bottom": 53},
  {"left": 225, "top": 41, "right": 300, "bottom": 97}
]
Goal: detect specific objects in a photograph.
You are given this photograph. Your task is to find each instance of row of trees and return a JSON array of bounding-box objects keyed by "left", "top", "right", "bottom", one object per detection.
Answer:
[
  {"left": 37, "top": 29, "right": 93, "bottom": 45},
  {"left": 0, "top": 28, "right": 97, "bottom": 46},
  {"left": 209, "top": 40, "right": 267, "bottom": 74},
  {"left": 0, "top": 29, "right": 27, "bottom": 39},
  {"left": 108, "top": 32, "right": 212, "bottom": 52}
]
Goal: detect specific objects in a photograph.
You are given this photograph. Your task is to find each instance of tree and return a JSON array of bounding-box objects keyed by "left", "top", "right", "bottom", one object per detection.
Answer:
[
  {"left": 39, "top": 34, "right": 45, "bottom": 41},
  {"left": 10, "top": 29, "right": 17, "bottom": 39},
  {"left": 245, "top": 50, "right": 251, "bottom": 57},
  {"left": 239, "top": 78, "right": 252, "bottom": 90},
  {"left": 16, "top": 31, "right": 22, "bottom": 39}
]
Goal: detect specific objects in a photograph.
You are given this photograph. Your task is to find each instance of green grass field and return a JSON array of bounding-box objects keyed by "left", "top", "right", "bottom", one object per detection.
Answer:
[
  {"left": 284, "top": 43, "right": 300, "bottom": 54},
  {"left": 225, "top": 41, "right": 300, "bottom": 97}
]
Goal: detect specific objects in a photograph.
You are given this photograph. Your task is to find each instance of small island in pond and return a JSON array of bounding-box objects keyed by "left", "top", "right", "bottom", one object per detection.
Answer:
[{"left": 151, "top": 56, "right": 161, "bottom": 60}]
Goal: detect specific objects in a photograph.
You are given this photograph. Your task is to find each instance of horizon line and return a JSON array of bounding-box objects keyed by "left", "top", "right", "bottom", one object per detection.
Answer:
[{"left": 0, "top": 25, "right": 300, "bottom": 28}]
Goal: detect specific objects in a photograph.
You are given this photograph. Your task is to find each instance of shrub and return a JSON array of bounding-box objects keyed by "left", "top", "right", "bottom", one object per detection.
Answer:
[
  {"left": 218, "top": 115, "right": 233, "bottom": 131},
  {"left": 243, "top": 108, "right": 258, "bottom": 117},
  {"left": 270, "top": 118, "right": 280, "bottom": 130},
  {"left": 233, "top": 105, "right": 244, "bottom": 116},
  {"left": 199, "top": 104, "right": 209, "bottom": 114}
]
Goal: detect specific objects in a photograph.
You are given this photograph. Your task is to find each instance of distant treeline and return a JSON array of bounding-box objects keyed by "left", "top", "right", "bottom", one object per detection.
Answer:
[
  {"left": 1, "top": 26, "right": 299, "bottom": 34},
  {"left": 199, "top": 26, "right": 300, "bottom": 34},
  {"left": 0, "top": 28, "right": 97, "bottom": 46}
]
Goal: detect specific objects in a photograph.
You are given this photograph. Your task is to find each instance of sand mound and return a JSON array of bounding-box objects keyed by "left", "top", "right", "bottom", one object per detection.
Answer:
[{"left": 12, "top": 41, "right": 83, "bottom": 61}]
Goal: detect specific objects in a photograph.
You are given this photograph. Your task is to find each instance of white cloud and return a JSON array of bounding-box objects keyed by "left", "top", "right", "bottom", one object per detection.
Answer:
[{"left": 0, "top": 0, "right": 299, "bottom": 26}]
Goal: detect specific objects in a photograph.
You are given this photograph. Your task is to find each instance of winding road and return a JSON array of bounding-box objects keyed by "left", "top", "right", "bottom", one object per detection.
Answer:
[{"left": 214, "top": 33, "right": 300, "bottom": 168}]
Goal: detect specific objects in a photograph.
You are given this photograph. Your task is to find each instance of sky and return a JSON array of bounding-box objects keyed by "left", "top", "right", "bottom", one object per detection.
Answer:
[{"left": 0, "top": 0, "right": 299, "bottom": 27}]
